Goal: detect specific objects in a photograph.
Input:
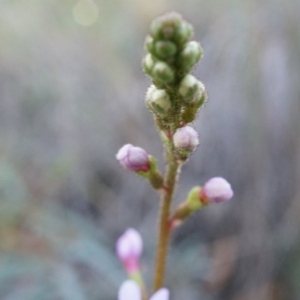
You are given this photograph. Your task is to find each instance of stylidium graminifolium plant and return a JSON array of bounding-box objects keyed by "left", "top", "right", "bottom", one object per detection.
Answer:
[{"left": 115, "top": 12, "right": 233, "bottom": 300}]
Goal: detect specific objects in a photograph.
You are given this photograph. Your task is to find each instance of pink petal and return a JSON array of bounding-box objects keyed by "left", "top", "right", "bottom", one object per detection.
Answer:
[
  {"left": 150, "top": 288, "right": 170, "bottom": 300},
  {"left": 116, "top": 228, "right": 143, "bottom": 261},
  {"left": 118, "top": 280, "right": 141, "bottom": 300},
  {"left": 202, "top": 177, "right": 233, "bottom": 202}
]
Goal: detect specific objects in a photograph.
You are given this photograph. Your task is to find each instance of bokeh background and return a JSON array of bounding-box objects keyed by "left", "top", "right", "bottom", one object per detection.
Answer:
[{"left": 0, "top": 0, "right": 300, "bottom": 299}]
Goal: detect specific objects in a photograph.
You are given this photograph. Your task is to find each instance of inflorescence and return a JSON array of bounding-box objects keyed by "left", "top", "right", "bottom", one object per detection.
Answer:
[{"left": 115, "top": 12, "right": 233, "bottom": 300}]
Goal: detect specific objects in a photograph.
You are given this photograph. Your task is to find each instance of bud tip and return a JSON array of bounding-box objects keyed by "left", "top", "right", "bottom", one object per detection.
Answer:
[
  {"left": 116, "top": 144, "right": 150, "bottom": 172},
  {"left": 201, "top": 177, "right": 233, "bottom": 203}
]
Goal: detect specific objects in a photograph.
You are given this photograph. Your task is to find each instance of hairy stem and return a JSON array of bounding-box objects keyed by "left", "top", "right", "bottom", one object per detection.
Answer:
[{"left": 154, "top": 134, "right": 180, "bottom": 291}]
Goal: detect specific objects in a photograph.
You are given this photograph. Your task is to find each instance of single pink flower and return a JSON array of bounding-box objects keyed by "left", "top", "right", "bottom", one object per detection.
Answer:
[
  {"left": 173, "top": 126, "right": 199, "bottom": 150},
  {"left": 116, "top": 228, "right": 143, "bottom": 273},
  {"left": 201, "top": 177, "right": 233, "bottom": 203},
  {"left": 116, "top": 144, "right": 151, "bottom": 172},
  {"left": 118, "top": 280, "right": 169, "bottom": 300}
]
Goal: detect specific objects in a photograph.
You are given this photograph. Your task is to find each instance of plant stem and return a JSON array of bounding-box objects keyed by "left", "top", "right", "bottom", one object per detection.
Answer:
[
  {"left": 153, "top": 136, "right": 180, "bottom": 291},
  {"left": 130, "top": 271, "right": 148, "bottom": 300}
]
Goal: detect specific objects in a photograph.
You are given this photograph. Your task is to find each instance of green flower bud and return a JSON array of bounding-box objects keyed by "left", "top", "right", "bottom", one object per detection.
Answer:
[
  {"left": 174, "top": 21, "right": 193, "bottom": 45},
  {"left": 178, "top": 75, "right": 199, "bottom": 100},
  {"left": 142, "top": 54, "right": 155, "bottom": 75},
  {"left": 150, "top": 12, "right": 182, "bottom": 40},
  {"left": 154, "top": 40, "right": 177, "bottom": 59},
  {"left": 152, "top": 61, "right": 174, "bottom": 84},
  {"left": 179, "top": 41, "right": 203, "bottom": 71},
  {"left": 191, "top": 81, "right": 206, "bottom": 106},
  {"left": 144, "top": 35, "right": 155, "bottom": 54},
  {"left": 181, "top": 83, "right": 207, "bottom": 124},
  {"left": 146, "top": 85, "right": 171, "bottom": 115}
]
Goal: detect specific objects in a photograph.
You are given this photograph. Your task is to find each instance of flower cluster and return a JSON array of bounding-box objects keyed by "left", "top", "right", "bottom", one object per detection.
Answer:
[
  {"left": 143, "top": 12, "right": 202, "bottom": 86},
  {"left": 142, "top": 12, "right": 206, "bottom": 162},
  {"left": 115, "top": 12, "right": 234, "bottom": 299}
]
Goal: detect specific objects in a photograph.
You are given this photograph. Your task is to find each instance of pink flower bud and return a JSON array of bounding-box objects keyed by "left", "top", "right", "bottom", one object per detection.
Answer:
[
  {"left": 173, "top": 126, "right": 199, "bottom": 150},
  {"left": 118, "top": 280, "right": 169, "bottom": 300},
  {"left": 116, "top": 144, "right": 150, "bottom": 172},
  {"left": 201, "top": 177, "right": 233, "bottom": 203},
  {"left": 116, "top": 228, "right": 143, "bottom": 273}
]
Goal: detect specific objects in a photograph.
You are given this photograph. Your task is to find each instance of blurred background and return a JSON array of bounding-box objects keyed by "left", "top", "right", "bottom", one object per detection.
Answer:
[{"left": 0, "top": 0, "right": 300, "bottom": 299}]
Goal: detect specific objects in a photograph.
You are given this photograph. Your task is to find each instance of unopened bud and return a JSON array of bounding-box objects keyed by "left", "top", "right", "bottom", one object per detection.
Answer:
[
  {"left": 146, "top": 86, "right": 171, "bottom": 115},
  {"left": 116, "top": 144, "right": 150, "bottom": 172},
  {"left": 179, "top": 41, "right": 203, "bottom": 72},
  {"left": 173, "top": 126, "right": 199, "bottom": 151},
  {"left": 154, "top": 40, "right": 177, "bottom": 59},
  {"left": 174, "top": 21, "right": 193, "bottom": 45},
  {"left": 191, "top": 81, "right": 206, "bottom": 104},
  {"left": 178, "top": 74, "right": 199, "bottom": 100},
  {"left": 201, "top": 177, "right": 233, "bottom": 203},
  {"left": 152, "top": 61, "right": 174, "bottom": 84},
  {"left": 116, "top": 228, "right": 143, "bottom": 273},
  {"left": 181, "top": 83, "right": 207, "bottom": 123},
  {"left": 144, "top": 35, "right": 155, "bottom": 54},
  {"left": 150, "top": 12, "right": 182, "bottom": 40},
  {"left": 151, "top": 288, "right": 170, "bottom": 300},
  {"left": 142, "top": 54, "right": 155, "bottom": 75},
  {"left": 118, "top": 280, "right": 170, "bottom": 300},
  {"left": 118, "top": 280, "right": 141, "bottom": 300}
]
